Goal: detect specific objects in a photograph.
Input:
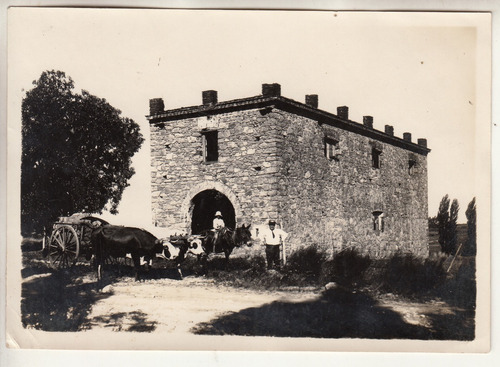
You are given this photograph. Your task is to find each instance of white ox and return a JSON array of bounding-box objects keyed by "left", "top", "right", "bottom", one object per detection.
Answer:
[{"left": 142, "top": 227, "right": 205, "bottom": 278}]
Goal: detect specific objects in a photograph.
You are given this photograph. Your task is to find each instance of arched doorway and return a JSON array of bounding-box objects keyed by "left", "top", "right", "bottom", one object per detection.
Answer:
[{"left": 190, "top": 189, "right": 236, "bottom": 234}]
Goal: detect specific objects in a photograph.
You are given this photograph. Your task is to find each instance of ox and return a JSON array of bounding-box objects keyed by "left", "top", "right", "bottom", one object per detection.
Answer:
[
  {"left": 92, "top": 225, "right": 174, "bottom": 282},
  {"left": 109, "top": 232, "right": 205, "bottom": 280},
  {"left": 162, "top": 235, "right": 205, "bottom": 279}
]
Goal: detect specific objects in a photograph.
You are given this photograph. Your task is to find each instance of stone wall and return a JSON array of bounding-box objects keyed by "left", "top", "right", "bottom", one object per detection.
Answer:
[
  {"left": 271, "top": 110, "right": 428, "bottom": 258},
  {"left": 150, "top": 108, "right": 284, "bottom": 232},
  {"left": 150, "top": 105, "right": 428, "bottom": 258}
]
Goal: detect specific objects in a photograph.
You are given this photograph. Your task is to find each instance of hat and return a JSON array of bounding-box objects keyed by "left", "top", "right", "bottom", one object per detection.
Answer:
[
  {"left": 268, "top": 220, "right": 276, "bottom": 225},
  {"left": 215, "top": 211, "right": 223, "bottom": 217}
]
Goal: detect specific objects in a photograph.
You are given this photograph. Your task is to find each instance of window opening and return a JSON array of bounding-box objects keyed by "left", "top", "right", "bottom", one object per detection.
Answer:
[
  {"left": 408, "top": 159, "right": 417, "bottom": 175},
  {"left": 372, "top": 211, "right": 384, "bottom": 232},
  {"left": 202, "top": 130, "right": 218, "bottom": 162},
  {"left": 324, "top": 137, "right": 340, "bottom": 161},
  {"left": 372, "top": 147, "right": 382, "bottom": 168}
]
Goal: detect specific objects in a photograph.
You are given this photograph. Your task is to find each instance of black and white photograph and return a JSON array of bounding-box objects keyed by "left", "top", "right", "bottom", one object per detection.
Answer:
[{"left": 3, "top": 5, "right": 493, "bottom": 357}]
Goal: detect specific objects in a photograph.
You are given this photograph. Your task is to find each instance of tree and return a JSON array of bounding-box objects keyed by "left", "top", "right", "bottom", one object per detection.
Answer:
[
  {"left": 436, "top": 194, "right": 460, "bottom": 255},
  {"left": 465, "top": 197, "right": 476, "bottom": 256},
  {"left": 447, "top": 199, "right": 460, "bottom": 254},
  {"left": 21, "top": 70, "right": 144, "bottom": 235},
  {"left": 437, "top": 195, "right": 450, "bottom": 252}
]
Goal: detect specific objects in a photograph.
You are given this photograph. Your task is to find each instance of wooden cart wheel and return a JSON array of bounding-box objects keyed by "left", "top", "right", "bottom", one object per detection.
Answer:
[{"left": 48, "top": 225, "right": 80, "bottom": 269}]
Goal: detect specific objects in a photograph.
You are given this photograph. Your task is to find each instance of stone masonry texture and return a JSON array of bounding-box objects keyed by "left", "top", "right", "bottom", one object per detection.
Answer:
[{"left": 148, "top": 88, "right": 430, "bottom": 258}]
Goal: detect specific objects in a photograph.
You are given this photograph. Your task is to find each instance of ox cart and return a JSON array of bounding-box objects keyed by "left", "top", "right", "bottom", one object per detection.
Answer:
[{"left": 43, "top": 213, "right": 108, "bottom": 269}]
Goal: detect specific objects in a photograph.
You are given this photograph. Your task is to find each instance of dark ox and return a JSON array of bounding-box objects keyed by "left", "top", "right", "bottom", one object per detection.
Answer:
[
  {"left": 192, "top": 224, "right": 253, "bottom": 270},
  {"left": 92, "top": 225, "right": 173, "bottom": 281}
]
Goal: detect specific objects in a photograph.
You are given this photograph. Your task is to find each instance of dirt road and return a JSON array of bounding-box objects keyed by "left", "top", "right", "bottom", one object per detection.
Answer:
[{"left": 86, "top": 276, "right": 321, "bottom": 334}]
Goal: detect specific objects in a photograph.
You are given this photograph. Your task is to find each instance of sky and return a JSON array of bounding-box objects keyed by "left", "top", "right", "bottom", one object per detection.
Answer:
[{"left": 7, "top": 8, "right": 491, "bottom": 226}]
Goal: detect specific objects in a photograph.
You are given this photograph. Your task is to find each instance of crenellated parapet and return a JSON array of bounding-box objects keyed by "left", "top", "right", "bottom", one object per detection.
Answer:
[{"left": 148, "top": 83, "right": 430, "bottom": 156}]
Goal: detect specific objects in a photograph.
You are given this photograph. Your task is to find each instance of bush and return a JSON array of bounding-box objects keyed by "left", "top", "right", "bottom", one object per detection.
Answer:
[
  {"left": 320, "top": 248, "right": 372, "bottom": 286},
  {"left": 21, "top": 237, "right": 44, "bottom": 252},
  {"left": 232, "top": 255, "right": 267, "bottom": 273},
  {"left": 434, "top": 258, "right": 476, "bottom": 308},
  {"left": 247, "top": 255, "right": 267, "bottom": 273},
  {"left": 284, "top": 244, "right": 326, "bottom": 280},
  {"left": 379, "top": 251, "right": 447, "bottom": 297}
]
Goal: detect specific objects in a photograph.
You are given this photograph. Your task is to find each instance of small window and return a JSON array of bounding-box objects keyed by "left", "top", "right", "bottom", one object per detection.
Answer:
[
  {"left": 202, "top": 130, "right": 218, "bottom": 162},
  {"left": 324, "top": 137, "right": 340, "bottom": 161},
  {"left": 408, "top": 159, "right": 417, "bottom": 175},
  {"left": 372, "top": 211, "right": 384, "bottom": 232},
  {"left": 372, "top": 147, "right": 382, "bottom": 168}
]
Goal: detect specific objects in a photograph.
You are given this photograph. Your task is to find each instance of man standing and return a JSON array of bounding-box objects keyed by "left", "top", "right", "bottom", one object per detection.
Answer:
[{"left": 261, "top": 220, "right": 288, "bottom": 270}]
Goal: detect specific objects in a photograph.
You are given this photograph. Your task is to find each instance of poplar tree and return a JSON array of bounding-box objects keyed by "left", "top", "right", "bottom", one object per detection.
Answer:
[
  {"left": 436, "top": 195, "right": 460, "bottom": 255},
  {"left": 447, "top": 199, "right": 460, "bottom": 254},
  {"left": 465, "top": 197, "right": 477, "bottom": 256},
  {"left": 437, "top": 195, "right": 450, "bottom": 253}
]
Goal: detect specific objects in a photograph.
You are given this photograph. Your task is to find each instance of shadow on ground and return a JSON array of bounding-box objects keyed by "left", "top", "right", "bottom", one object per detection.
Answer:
[
  {"left": 21, "top": 249, "right": 182, "bottom": 331},
  {"left": 425, "top": 309, "right": 475, "bottom": 340},
  {"left": 192, "top": 287, "right": 430, "bottom": 339},
  {"left": 98, "top": 259, "right": 199, "bottom": 281},
  {"left": 21, "top": 265, "right": 111, "bottom": 331},
  {"left": 20, "top": 242, "right": 193, "bottom": 331},
  {"left": 192, "top": 287, "right": 471, "bottom": 340},
  {"left": 87, "top": 311, "right": 157, "bottom": 332},
  {"left": 21, "top": 264, "right": 167, "bottom": 331}
]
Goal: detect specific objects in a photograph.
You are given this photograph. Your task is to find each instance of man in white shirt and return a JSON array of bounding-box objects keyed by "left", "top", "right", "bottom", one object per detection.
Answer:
[
  {"left": 212, "top": 211, "right": 225, "bottom": 230},
  {"left": 261, "top": 220, "right": 288, "bottom": 270},
  {"left": 211, "top": 211, "right": 225, "bottom": 250}
]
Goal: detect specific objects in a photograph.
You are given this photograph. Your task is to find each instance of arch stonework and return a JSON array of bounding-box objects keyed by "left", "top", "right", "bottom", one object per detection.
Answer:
[{"left": 180, "top": 180, "right": 243, "bottom": 232}]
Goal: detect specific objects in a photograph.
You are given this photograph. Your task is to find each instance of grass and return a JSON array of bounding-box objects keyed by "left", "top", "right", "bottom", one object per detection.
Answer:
[
  {"left": 21, "top": 235, "right": 476, "bottom": 305},
  {"left": 369, "top": 252, "right": 449, "bottom": 298},
  {"left": 320, "top": 248, "right": 372, "bottom": 286},
  {"left": 21, "top": 236, "right": 45, "bottom": 252},
  {"left": 191, "top": 244, "right": 475, "bottom": 312}
]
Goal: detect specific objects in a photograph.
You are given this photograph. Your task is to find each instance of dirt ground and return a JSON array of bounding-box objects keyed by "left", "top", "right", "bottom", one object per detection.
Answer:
[
  {"left": 85, "top": 276, "right": 467, "bottom": 337},
  {"left": 85, "top": 276, "right": 321, "bottom": 334},
  {"left": 20, "top": 243, "right": 475, "bottom": 340}
]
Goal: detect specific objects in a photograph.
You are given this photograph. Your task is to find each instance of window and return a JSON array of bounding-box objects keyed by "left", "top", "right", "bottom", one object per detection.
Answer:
[
  {"left": 202, "top": 130, "right": 218, "bottom": 162},
  {"left": 372, "top": 147, "right": 382, "bottom": 168},
  {"left": 324, "top": 137, "right": 340, "bottom": 161},
  {"left": 372, "top": 211, "right": 384, "bottom": 232},
  {"left": 408, "top": 159, "right": 417, "bottom": 175}
]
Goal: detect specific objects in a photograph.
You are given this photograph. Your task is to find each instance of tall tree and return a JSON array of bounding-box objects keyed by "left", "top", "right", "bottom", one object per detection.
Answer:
[
  {"left": 465, "top": 197, "right": 477, "bottom": 256},
  {"left": 437, "top": 194, "right": 450, "bottom": 253},
  {"left": 447, "top": 199, "right": 460, "bottom": 254},
  {"left": 21, "top": 70, "right": 144, "bottom": 235}
]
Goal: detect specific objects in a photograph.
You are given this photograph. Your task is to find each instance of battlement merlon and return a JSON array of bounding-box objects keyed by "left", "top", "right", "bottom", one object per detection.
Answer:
[{"left": 147, "top": 84, "right": 430, "bottom": 156}]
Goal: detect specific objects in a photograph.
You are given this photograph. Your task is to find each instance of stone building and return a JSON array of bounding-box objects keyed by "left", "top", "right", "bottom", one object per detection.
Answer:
[{"left": 148, "top": 83, "right": 430, "bottom": 258}]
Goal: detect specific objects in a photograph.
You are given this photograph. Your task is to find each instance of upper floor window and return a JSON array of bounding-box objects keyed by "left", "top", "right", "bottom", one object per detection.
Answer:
[
  {"left": 372, "top": 147, "right": 382, "bottom": 168},
  {"left": 372, "top": 211, "right": 384, "bottom": 232},
  {"left": 324, "top": 137, "right": 340, "bottom": 161},
  {"left": 408, "top": 159, "right": 417, "bottom": 175},
  {"left": 202, "top": 130, "right": 218, "bottom": 162}
]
